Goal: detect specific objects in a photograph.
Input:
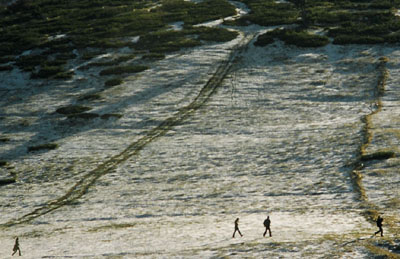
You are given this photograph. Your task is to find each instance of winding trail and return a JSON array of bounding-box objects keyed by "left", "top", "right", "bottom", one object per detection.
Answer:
[
  {"left": 347, "top": 57, "right": 400, "bottom": 257},
  {"left": 1, "top": 33, "right": 256, "bottom": 228},
  {"left": 350, "top": 56, "right": 388, "bottom": 214}
]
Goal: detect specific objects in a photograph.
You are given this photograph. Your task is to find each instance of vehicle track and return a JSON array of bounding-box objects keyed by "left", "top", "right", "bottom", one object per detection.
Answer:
[{"left": 1, "top": 33, "right": 255, "bottom": 228}]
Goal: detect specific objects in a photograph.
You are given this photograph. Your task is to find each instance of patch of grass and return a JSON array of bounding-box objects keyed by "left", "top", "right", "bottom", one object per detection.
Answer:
[
  {"left": 15, "top": 54, "right": 47, "bottom": 72},
  {"left": 28, "top": 143, "right": 58, "bottom": 152},
  {"left": 31, "top": 65, "right": 65, "bottom": 79},
  {"left": 78, "top": 93, "right": 102, "bottom": 101},
  {"left": 361, "top": 208, "right": 379, "bottom": 223},
  {"left": 365, "top": 243, "right": 399, "bottom": 258},
  {"left": 196, "top": 27, "right": 239, "bottom": 42},
  {"left": 99, "top": 65, "right": 149, "bottom": 76},
  {"left": 228, "top": 0, "right": 299, "bottom": 26},
  {"left": 253, "top": 33, "right": 275, "bottom": 47},
  {"left": 255, "top": 28, "right": 329, "bottom": 47},
  {"left": 0, "top": 65, "right": 13, "bottom": 71},
  {"left": 386, "top": 197, "right": 400, "bottom": 209},
  {"left": 361, "top": 151, "right": 396, "bottom": 162},
  {"left": 141, "top": 53, "right": 166, "bottom": 60},
  {"left": 115, "top": 54, "right": 136, "bottom": 62},
  {"left": 80, "top": 51, "right": 104, "bottom": 61},
  {"left": 0, "top": 178, "right": 15, "bottom": 186},
  {"left": 0, "top": 56, "right": 15, "bottom": 64},
  {"left": 53, "top": 71, "right": 74, "bottom": 80},
  {"left": 350, "top": 169, "right": 367, "bottom": 201},
  {"left": 132, "top": 30, "right": 201, "bottom": 53},
  {"left": 56, "top": 105, "right": 92, "bottom": 115},
  {"left": 0, "top": 137, "right": 10, "bottom": 143},
  {"left": 104, "top": 78, "right": 123, "bottom": 87}
]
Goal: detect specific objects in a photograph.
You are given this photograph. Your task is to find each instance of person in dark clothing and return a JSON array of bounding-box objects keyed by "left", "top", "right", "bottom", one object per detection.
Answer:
[
  {"left": 374, "top": 215, "right": 384, "bottom": 237},
  {"left": 263, "top": 216, "right": 272, "bottom": 237},
  {"left": 232, "top": 218, "right": 243, "bottom": 238},
  {"left": 12, "top": 237, "right": 21, "bottom": 256}
]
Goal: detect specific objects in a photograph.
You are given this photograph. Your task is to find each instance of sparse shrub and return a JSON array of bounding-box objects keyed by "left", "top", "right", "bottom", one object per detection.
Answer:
[
  {"left": 28, "top": 143, "right": 58, "bottom": 152},
  {"left": 56, "top": 105, "right": 91, "bottom": 115},
  {"left": 0, "top": 160, "right": 7, "bottom": 167},
  {"left": 99, "top": 65, "right": 149, "bottom": 76}
]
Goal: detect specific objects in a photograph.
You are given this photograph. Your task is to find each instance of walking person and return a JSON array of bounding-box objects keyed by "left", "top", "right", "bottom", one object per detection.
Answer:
[
  {"left": 374, "top": 215, "right": 384, "bottom": 237},
  {"left": 263, "top": 216, "right": 272, "bottom": 237},
  {"left": 12, "top": 237, "right": 21, "bottom": 256},
  {"left": 232, "top": 218, "right": 243, "bottom": 238}
]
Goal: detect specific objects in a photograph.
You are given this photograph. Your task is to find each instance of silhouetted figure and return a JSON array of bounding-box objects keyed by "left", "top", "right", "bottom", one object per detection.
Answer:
[
  {"left": 12, "top": 237, "right": 21, "bottom": 256},
  {"left": 263, "top": 216, "right": 272, "bottom": 237},
  {"left": 232, "top": 218, "right": 243, "bottom": 238},
  {"left": 374, "top": 216, "right": 383, "bottom": 237}
]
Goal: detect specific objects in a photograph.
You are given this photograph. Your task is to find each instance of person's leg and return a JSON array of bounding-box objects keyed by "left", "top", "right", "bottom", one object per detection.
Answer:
[
  {"left": 380, "top": 227, "right": 383, "bottom": 237},
  {"left": 268, "top": 228, "right": 272, "bottom": 237},
  {"left": 263, "top": 228, "right": 267, "bottom": 237},
  {"left": 238, "top": 229, "right": 243, "bottom": 237}
]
